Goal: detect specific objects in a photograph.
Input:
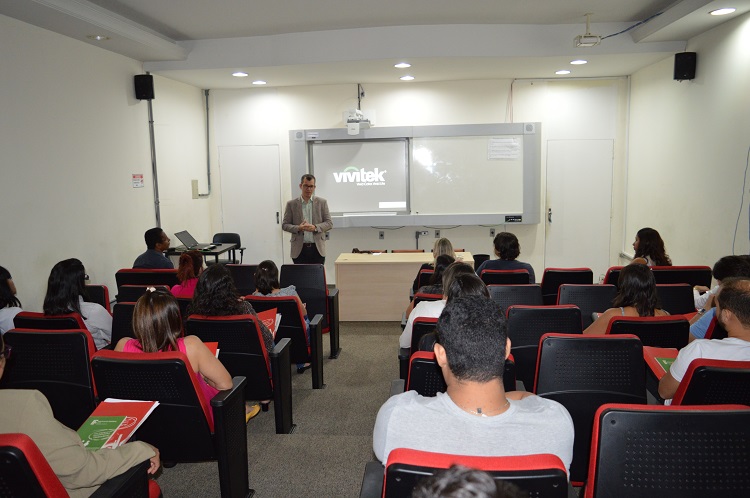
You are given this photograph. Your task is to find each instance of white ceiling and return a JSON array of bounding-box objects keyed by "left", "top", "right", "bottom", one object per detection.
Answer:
[{"left": 2, "top": 0, "right": 749, "bottom": 88}]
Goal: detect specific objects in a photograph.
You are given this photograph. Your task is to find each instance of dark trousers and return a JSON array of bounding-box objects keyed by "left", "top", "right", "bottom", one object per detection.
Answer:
[{"left": 293, "top": 243, "right": 325, "bottom": 265}]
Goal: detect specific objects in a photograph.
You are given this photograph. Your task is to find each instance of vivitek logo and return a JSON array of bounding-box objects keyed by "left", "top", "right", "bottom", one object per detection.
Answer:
[{"left": 333, "top": 166, "right": 387, "bottom": 185}]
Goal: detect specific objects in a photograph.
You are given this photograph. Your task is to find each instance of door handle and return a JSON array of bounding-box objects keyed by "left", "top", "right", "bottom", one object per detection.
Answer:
[{"left": 548, "top": 208, "right": 552, "bottom": 223}]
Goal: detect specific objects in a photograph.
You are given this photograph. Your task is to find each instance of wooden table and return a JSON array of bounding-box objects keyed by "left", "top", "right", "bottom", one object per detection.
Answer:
[{"left": 335, "top": 252, "right": 473, "bottom": 321}]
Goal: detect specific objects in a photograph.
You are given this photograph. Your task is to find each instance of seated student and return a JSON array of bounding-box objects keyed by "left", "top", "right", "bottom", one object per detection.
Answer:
[
  {"left": 0, "top": 266, "right": 22, "bottom": 334},
  {"left": 0, "top": 333, "right": 160, "bottom": 497},
  {"left": 133, "top": 227, "right": 174, "bottom": 269},
  {"left": 475, "top": 232, "right": 535, "bottom": 283},
  {"left": 44, "top": 259, "right": 112, "bottom": 350},
  {"left": 115, "top": 289, "right": 233, "bottom": 420},
  {"left": 630, "top": 227, "right": 672, "bottom": 266},
  {"left": 171, "top": 250, "right": 203, "bottom": 298},
  {"left": 690, "top": 255, "right": 750, "bottom": 341},
  {"left": 659, "top": 278, "right": 750, "bottom": 402},
  {"left": 405, "top": 254, "right": 455, "bottom": 319},
  {"left": 412, "top": 238, "right": 457, "bottom": 293},
  {"left": 374, "top": 295, "right": 574, "bottom": 473},
  {"left": 412, "top": 465, "right": 527, "bottom": 498},
  {"left": 400, "top": 262, "right": 475, "bottom": 348},
  {"left": 583, "top": 263, "right": 669, "bottom": 335}
]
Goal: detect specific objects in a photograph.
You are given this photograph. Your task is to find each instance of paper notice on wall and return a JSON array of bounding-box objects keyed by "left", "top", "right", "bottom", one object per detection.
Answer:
[
  {"left": 488, "top": 138, "right": 520, "bottom": 160},
  {"left": 132, "top": 174, "right": 144, "bottom": 188}
]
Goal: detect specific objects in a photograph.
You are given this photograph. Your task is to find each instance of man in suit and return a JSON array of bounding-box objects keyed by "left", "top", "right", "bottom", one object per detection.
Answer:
[
  {"left": 282, "top": 174, "right": 333, "bottom": 264},
  {"left": 0, "top": 334, "right": 160, "bottom": 497}
]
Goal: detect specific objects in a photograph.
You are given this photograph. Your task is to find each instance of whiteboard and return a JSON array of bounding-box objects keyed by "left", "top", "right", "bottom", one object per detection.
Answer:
[{"left": 411, "top": 136, "right": 524, "bottom": 215}]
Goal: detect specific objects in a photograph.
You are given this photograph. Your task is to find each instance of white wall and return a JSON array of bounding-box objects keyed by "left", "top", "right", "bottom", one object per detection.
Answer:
[
  {"left": 0, "top": 15, "right": 206, "bottom": 310},
  {"left": 627, "top": 12, "right": 750, "bottom": 268}
]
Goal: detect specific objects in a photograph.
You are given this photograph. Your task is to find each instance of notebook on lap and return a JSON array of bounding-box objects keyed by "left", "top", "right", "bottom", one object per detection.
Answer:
[{"left": 174, "top": 230, "right": 214, "bottom": 250}]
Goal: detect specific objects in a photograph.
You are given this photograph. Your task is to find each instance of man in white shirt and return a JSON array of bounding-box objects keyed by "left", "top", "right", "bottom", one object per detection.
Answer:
[{"left": 660, "top": 277, "right": 750, "bottom": 401}]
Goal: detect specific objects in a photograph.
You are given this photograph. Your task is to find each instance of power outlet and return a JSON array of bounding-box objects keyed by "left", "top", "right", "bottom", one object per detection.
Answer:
[
  {"left": 435, "top": 230, "right": 440, "bottom": 238},
  {"left": 490, "top": 228, "right": 496, "bottom": 237},
  {"left": 379, "top": 231, "right": 384, "bottom": 240}
]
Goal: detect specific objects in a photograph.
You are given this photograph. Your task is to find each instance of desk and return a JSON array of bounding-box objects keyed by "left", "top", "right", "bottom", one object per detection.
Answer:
[
  {"left": 335, "top": 252, "right": 473, "bottom": 321},
  {"left": 168, "top": 243, "right": 237, "bottom": 265}
]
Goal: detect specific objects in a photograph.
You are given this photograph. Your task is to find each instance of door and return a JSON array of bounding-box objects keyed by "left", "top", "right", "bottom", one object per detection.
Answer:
[
  {"left": 545, "top": 139, "right": 613, "bottom": 281},
  {"left": 218, "top": 145, "right": 284, "bottom": 264}
]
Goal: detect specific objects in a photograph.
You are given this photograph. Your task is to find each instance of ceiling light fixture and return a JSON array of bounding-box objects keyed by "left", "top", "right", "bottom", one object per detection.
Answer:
[
  {"left": 394, "top": 62, "right": 411, "bottom": 69},
  {"left": 232, "top": 72, "right": 248, "bottom": 77},
  {"left": 400, "top": 75, "right": 415, "bottom": 81},
  {"left": 710, "top": 8, "right": 736, "bottom": 15},
  {"left": 570, "top": 59, "right": 588, "bottom": 65},
  {"left": 575, "top": 13, "right": 602, "bottom": 47},
  {"left": 86, "top": 35, "right": 110, "bottom": 41},
  {"left": 252, "top": 80, "right": 267, "bottom": 85},
  {"left": 555, "top": 70, "right": 571, "bottom": 75}
]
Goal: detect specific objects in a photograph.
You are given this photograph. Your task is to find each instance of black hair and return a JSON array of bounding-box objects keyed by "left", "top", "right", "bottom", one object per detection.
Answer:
[
  {"left": 144, "top": 227, "right": 165, "bottom": 250},
  {"left": 412, "top": 465, "right": 528, "bottom": 498},
  {"left": 437, "top": 296, "right": 507, "bottom": 382},
  {"left": 442, "top": 262, "right": 475, "bottom": 292},
  {"left": 254, "top": 260, "right": 281, "bottom": 295},
  {"left": 493, "top": 232, "right": 520, "bottom": 261},
  {"left": 445, "top": 273, "right": 489, "bottom": 302},
  {"left": 188, "top": 264, "right": 246, "bottom": 316},
  {"left": 712, "top": 255, "right": 750, "bottom": 281},
  {"left": 716, "top": 278, "right": 750, "bottom": 327},
  {"left": 0, "top": 266, "right": 21, "bottom": 309},
  {"left": 613, "top": 263, "right": 660, "bottom": 316},
  {"left": 635, "top": 228, "right": 672, "bottom": 266},
  {"left": 300, "top": 174, "right": 316, "bottom": 183},
  {"left": 43, "top": 258, "right": 87, "bottom": 317},
  {"left": 429, "top": 255, "right": 456, "bottom": 286}
]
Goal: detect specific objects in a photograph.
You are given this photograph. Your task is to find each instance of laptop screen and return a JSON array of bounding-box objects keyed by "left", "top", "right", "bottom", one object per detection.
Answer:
[{"left": 174, "top": 230, "right": 199, "bottom": 248}]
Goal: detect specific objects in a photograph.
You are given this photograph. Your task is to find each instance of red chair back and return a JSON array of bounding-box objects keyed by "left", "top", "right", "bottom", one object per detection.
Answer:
[
  {"left": 0, "top": 433, "right": 68, "bottom": 497},
  {"left": 479, "top": 269, "right": 530, "bottom": 285},
  {"left": 605, "top": 315, "right": 690, "bottom": 349},
  {"left": 13, "top": 311, "right": 86, "bottom": 330},
  {"left": 672, "top": 359, "right": 750, "bottom": 405}
]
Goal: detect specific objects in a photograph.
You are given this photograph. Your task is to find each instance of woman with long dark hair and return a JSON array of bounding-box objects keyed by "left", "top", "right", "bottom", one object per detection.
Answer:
[
  {"left": 584, "top": 263, "right": 669, "bottom": 334},
  {"left": 43, "top": 259, "right": 112, "bottom": 349},
  {"left": 631, "top": 227, "right": 672, "bottom": 266},
  {"left": 0, "top": 266, "right": 22, "bottom": 334},
  {"left": 405, "top": 254, "right": 455, "bottom": 319}
]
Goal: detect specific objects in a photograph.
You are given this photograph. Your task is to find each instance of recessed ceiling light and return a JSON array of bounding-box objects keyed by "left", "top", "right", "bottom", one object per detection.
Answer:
[
  {"left": 710, "top": 8, "right": 736, "bottom": 15},
  {"left": 555, "top": 70, "right": 571, "bottom": 75},
  {"left": 400, "top": 75, "right": 415, "bottom": 81},
  {"left": 252, "top": 80, "right": 267, "bottom": 85},
  {"left": 394, "top": 62, "right": 411, "bottom": 69},
  {"left": 86, "top": 35, "right": 110, "bottom": 41},
  {"left": 570, "top": 59, "right": 588, "bottom": 65},
  {"left": 232, "top": 72, "right": 248, "bottom": 77}
]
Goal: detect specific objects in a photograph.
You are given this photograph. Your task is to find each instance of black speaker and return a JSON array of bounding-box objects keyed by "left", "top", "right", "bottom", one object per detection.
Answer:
[
  {"left": 134, "top": 74, "right": 155, "bottom": 100},
  {"left": 674, "top": 52, "right": 696, "bottom": 81}
]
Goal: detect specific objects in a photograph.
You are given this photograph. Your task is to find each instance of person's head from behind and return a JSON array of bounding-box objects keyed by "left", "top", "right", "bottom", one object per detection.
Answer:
[
  {"left": 493, "top": 232, "right": 520, "bottom": 261},
  {"left": 191, "top": 264, "right": 241, "bottom": 315},
  {"left": 133, "top": 288, "right": 182, "bottom": 353},
  {"left": 145, "top": 227, "right": 170, "bottom": 251},
  {"left": 177, "top": 251, "right": 203, "bottom": 283},
  {"left": 428, "top": 255, "right": 456, "bottom": 287},
  {"left": 43, "top": 258, "right": 86, "bottom": 315},
  {"left": 446, "top": 273, "right": 489, "bottom": 302},
  {"left": 715, "top": 277, "right": 750, "bottom": 331},
  {"left": 436, "top": 296, "right": 508, "bottom": 383},
  {"left": 633, "top": 227, "right": 671, "bottom": 265},
  {"left": 613, "top": 263, "right": 659, "bottom": 316},
  {"left": 254, "top": 260, "right": 281, "bottom": 295},
  {"left": 0, "top": 266, "right": 20, "bottom": 309},
  {"left": 433, "top": 238, "right": 456, "bottom": 263},
  {"left": 412, "top": 465, "right": 528, "bottom": 498},
  {"left": 712, "top": 255, "right": 750, "bottom": 283},
  {"left": 441, "top": 262, "right": 475, "bottom": 297}
]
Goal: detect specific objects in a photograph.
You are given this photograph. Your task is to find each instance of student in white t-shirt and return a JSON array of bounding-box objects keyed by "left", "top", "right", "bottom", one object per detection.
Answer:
[{"left": 0, "top": 266, "right": 22, "bottom": 334}]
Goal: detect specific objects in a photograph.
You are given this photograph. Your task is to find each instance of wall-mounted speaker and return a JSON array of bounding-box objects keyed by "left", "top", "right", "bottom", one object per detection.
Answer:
[
  {"left": 674, "top": 52, "right": 697, "bottom": 81},
  {"left": 134, "top": 74, "right": 155, "bottom": 100}
]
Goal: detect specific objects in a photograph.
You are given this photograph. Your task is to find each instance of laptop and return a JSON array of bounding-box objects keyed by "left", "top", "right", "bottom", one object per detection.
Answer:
[{"left": 174, "top": 230, "right": 215, "bottom": 250}]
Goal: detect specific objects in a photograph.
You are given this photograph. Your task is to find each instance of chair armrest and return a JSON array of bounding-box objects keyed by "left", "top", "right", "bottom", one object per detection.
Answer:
[
  {"left": 390, "top": 379, "right": 405, "bottom": 396},
  {"left": 398, "top": 347, "right": 410, "bottom": 380},
  {"left": 326, "top": 289, "right": 341, "bottom": 359},
  {"left": 270, "top": 338, "right": 295, "bottom": 434},
  {"left": 91, "top": 460, "right": 150, "bottom": 497},
  {"left": 211, "top": 376, "right": 251, "bottom": 498},
  {"left": 309, "top": 314, "right": 325, "bottom": 389},
  {"left": 359, "top": 461, "right": 385, "bottom": 498}
]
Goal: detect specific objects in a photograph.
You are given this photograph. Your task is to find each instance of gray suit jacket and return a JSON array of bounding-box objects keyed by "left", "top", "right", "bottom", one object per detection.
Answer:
[{"left": 282, "top": 196, "right": 333, "bottom": 258}]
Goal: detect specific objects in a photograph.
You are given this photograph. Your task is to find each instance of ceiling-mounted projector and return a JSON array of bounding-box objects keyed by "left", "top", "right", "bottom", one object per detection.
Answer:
[
  {"left": 345, "top": 108, "right": 370, "bottom": 135},
  {"left": 575, "top": 13, "right": 601, "bottom": 47}
]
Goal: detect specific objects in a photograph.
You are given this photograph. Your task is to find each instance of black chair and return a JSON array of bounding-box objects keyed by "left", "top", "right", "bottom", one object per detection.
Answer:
[
  {"left": 473, "top": 253, "right": 490, "bottom": 268},
  {"left": 605, "top": 315, "right": 690, "bottom": 349},
  {"left": 0, "top": 329, "right": 97, "bottom": 430},
  {"left": 557, "top": 284, "right": 617, "bottom": 328},
  {"left": 90, "top": 350, "right": 251, "bottom": 498},
  {"left": 540, "top": 268, "right": 593, "bottom": 305},
  {"left": 0, "top": 433, "right": 156, "bottom": 498},
  {"left": 602, "top": 266, "right": 623, "bottom": 287},
  {"left": 245, "top": 295, "right": 325, "bottom": 389},
  {"left": 116, "top": 285, "right": 169, "bottom": 303},
  {"left": 110, "top": 302, "right": 136, "bottom": 348},
  {"left": 487, "top": 284, "right": 543, "bottom": 312},
  {"left": 672, "top": 359, "right": 750, "bottom": 406},
  {"left": 280, "top": 263, "right": 341, "bottom": 359},
  {"left": 398, "top": 317, "right": 438, "bottom": 380},
  {"left": 114, "top": 269, "right": 178, "bottom": 295},
  {"left": 585, "top": 403, "right": 750, "bottom": 498},
  {"left": 404, "top": 351, "right": 516, "bottom": 397},
  {"left": 416, "top": 269, "right": 434, "bottom": 290},
  {"left": 186, "top": 314, "right": 295, "bottom": 433},
  {"left": 479, "top": 269, "right": 530, "bottom": 285},
  {"left": 13, "top": 311, "right": 86, "bottom": 331},
  {"left": 211, "top": 233, "right": 245, "bottom": 264},
  {"left": 651, "top": 265, "right": 713, "bottom": 287},
  {"left": 505, "top": 305, "right": 582, "bottom": 390},
  {"left": 360, "top": 449, "right": 569, "bottom": 498},
  {"left": 226, "top": 264, "right": 258, "bottom": 296},
  {"left": 534, "top": 333, "right": 646, "bottom": 486},
  {"left": 85, "top": 284, "right": 112, "bottom": 313},
  {"left": 656, "top": 283, "right": 696, "bottom": 315}
]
